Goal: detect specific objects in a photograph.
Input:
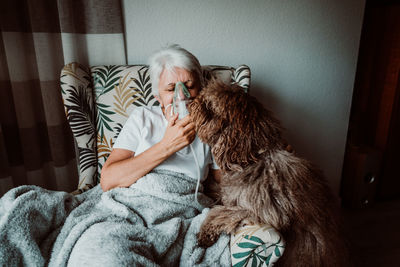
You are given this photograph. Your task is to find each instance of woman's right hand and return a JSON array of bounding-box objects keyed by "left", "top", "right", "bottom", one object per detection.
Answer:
[{"left": 160, "top": 113, "right": 196, "bottom": 154}]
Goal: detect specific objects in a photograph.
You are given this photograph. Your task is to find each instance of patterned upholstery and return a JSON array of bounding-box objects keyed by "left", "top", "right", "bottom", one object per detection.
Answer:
[
  {"left": 231, "top": 225, "right": 285, "bottom": 267},
  {"left": 60, "top": 63, "right": 284, "bottom": 266}
]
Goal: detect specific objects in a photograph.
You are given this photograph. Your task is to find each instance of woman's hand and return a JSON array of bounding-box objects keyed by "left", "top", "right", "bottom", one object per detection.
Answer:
[
  {"left": 160, "top": 113, "right": 196, "bottom": 154},
  {"left": 101, "top": 111, "right": 196, "bottom": 192}
]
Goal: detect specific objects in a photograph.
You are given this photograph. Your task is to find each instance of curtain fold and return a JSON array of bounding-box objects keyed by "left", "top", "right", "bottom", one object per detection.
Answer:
[{"left": 0, "top": 0, "right": 126, "bottom": 196}]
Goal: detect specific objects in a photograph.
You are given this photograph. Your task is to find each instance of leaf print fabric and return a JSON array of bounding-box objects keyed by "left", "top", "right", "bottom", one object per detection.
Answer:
[{"left": 231, "top": 224, "right": 285, "bottom": 267}]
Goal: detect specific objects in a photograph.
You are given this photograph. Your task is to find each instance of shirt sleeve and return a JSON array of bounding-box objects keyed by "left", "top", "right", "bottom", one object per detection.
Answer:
[
  {"left": 210, "top": 153, "right": 220, "bottom": 170},
  {"left": 112, "top": 108, "right": 144, "bottom": 152}
]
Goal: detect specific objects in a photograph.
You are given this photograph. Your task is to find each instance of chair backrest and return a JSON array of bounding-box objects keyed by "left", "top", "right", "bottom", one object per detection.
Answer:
[{"left": 60, "top": 63, "right": 251, "bottom": 192}]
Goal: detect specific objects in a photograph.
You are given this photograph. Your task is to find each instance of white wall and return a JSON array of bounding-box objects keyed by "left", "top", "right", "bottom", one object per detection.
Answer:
[{"left": 122, "top": 0, "right": 365, "bottom": 195}]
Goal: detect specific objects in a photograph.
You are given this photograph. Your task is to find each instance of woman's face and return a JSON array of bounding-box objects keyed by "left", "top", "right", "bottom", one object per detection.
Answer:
[{"left": 156, "top": 67, "right": 200, "bottom": 119}]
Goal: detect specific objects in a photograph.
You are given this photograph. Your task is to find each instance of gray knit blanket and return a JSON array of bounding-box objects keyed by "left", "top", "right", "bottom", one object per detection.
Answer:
[{"left": 0, "top": 170, "right": 230, "bottom": 266}]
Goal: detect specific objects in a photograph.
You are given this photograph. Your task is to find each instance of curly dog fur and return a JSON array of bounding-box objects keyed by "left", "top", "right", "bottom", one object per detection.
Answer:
[{"left": 188, "top": 81, "right": 349, "bottom": 267}]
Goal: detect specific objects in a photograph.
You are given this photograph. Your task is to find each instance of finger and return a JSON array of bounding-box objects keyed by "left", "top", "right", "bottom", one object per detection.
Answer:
[
  {"left": 182, "top": 122, "right": 195, "bottom": 134},
  {"left": 176, "top": 115, "right": 192, "bottom": 127},
  {"left": 185, "top": 126, "right": 196, "bottom": 137},
  {"left": 168, "top": 113, "right": 179, "bottom": 127},
  {"left": 187, "top": 130, "right": 196, "bottom": 143}
]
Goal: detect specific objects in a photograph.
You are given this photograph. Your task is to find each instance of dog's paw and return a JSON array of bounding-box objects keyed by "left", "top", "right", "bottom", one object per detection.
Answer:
[{"left": 197, "top": 230, "right": 221, "bottom": 248}]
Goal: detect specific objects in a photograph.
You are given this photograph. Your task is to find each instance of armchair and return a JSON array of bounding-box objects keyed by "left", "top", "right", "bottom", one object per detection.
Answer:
[{"left": 60, "top": 63, "right": 284, "bottom": 266}]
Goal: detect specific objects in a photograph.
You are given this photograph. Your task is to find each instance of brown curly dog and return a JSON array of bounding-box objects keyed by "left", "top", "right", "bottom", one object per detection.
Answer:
[{"left": 188, "top": 81, "right": 349, "bottom": 267}]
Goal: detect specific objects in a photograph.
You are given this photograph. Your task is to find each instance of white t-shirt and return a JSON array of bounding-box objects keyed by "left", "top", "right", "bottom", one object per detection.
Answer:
[{"left": 113, "top": 106, "right": 219, "bottom": 182}]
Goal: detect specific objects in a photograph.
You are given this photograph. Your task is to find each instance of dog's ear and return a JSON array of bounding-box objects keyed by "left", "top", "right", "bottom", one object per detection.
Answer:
[
  {"left": 199, "top": 80, "right": 244, "bottom": 121},
  {"left": 208, "top": 82, "right": 284, "bottom": 170}
]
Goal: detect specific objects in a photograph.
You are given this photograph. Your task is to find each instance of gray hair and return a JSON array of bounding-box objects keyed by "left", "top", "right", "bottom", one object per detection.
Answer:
[{"left": 148, "top": 44, "right": 203, "bottom": 96}]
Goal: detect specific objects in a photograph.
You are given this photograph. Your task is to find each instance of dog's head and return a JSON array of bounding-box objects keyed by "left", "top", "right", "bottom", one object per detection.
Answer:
[{"left": 188, "top": 80, "right": 283, "bottom": 172}]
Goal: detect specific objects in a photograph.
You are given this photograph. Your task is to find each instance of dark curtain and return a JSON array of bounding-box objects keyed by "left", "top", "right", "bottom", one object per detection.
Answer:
[{"left": 0, "top": 0, "right": 126, "bottom": 196}]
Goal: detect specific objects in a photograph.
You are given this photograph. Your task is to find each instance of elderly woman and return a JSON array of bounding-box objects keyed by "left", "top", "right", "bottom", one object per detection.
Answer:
[{"left": 100, "top": 45, "right": 222, "bottom": 192}]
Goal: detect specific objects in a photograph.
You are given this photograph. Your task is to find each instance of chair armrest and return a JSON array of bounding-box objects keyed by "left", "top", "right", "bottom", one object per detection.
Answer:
[
  {"left": 230, "top": 224, "right": 285, "bottom": 266},
  {"left": 60, "top": 62, "right": 97, "bottom": 192}
]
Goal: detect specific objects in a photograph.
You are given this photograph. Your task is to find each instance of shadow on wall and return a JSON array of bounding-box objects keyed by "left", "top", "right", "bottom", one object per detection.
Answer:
[
  {"left": 249, "top": 82, "right": 338, "bottom": 193},
  {"left": 250, "top": 82, "right": 324, "bottom": 160}
]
